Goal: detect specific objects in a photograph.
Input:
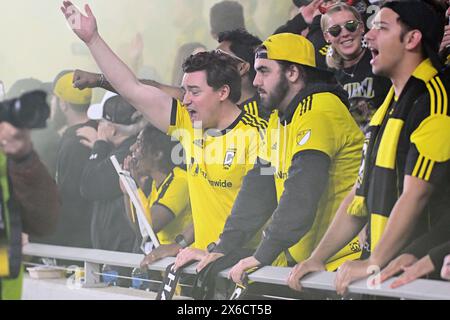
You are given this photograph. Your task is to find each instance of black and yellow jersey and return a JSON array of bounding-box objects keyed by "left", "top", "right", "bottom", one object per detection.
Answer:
[
  {"left": 354, "top": 59, "right": 450, "bottom": 256},
  {"left": 259, "top": 87, "right": 364, "bottom": 269},
  {"left": 168, "top": 99, "right": 267, "bottom": 250},
  {"left": 239, "top": 95, "right": 271, "bottom": 121},
  {"left": 136, "top": 167, "right": 192, "bottom": 245}
]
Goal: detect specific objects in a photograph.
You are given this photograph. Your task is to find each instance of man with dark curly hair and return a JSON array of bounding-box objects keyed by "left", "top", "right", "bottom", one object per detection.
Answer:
[{"left": 61, "top": 2, "right": 267, "bottom": 268}]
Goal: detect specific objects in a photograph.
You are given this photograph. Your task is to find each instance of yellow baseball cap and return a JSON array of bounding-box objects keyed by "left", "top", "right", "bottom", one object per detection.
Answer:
[
  {"left": 260, "top": 33, "right": 316, "bottom": 68},
  {"left": 53, "top": 72, "right": 92, "bottom": 105}
]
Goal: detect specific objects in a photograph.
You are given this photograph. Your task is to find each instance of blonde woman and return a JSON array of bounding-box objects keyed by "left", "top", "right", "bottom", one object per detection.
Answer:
[{"left": 321, "top": 3, "right": 390, "bottom": 131}]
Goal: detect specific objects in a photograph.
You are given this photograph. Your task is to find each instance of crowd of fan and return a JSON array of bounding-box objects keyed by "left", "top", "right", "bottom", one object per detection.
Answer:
[{"left": 3, "top": 0, "right": 449, "bottom": 299}]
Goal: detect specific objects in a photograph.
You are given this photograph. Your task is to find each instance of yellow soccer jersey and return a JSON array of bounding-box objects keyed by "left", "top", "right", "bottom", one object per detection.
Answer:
[
  {"left": 261, "top": 91, "right": 364, "bottom": 267},
  {"left": 168, "top": 99, "right": 267, "bottom": 250},
  {"left": 240, "top": 95, "right": 271, "bottom": 121},
  {"left": 136, "top": 167, "right": 192, "bottom": 245}
]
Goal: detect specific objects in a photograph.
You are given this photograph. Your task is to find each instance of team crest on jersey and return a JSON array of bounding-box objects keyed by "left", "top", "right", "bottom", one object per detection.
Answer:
[
  {"left": 223, "top": 148, "right": 237, "bottom": 170},
  {"left": 296, "top": 130, "right": 311, "bottom": 146}
]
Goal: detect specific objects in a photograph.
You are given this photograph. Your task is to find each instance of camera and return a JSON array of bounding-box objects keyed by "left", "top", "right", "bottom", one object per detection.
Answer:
[{"left": 0, "top": 90, "right": 50, "bottom": 129}]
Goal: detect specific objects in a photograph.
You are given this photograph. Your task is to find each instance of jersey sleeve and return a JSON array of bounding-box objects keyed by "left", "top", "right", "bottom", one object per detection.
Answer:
[
  {"left": 167, "top": 99, "right": 193, "bottom": 146},
  {"left": 405, "top": 92, "right": 450, "bottom": 184},
  {"left": 154, "top": 170, "right": 190, "bottom": 218}
]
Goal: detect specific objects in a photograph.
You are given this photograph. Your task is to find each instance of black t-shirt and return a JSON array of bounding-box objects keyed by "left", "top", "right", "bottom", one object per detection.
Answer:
[{"left": 334, "top": 50, "right": 391, "bottom": 130}]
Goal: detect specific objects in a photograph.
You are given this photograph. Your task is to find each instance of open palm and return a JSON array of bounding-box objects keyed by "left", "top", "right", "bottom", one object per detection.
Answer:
[{"left": 61, "top": 1, "right": 98, "bottom": 44}]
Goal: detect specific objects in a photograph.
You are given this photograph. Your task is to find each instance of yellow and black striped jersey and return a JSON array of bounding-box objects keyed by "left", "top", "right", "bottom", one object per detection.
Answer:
[
  {"left": 136, "top": 167, "right": 192, "bottom": 245},
  {"left": 260, "top": 89, "right": 364, "bottom": 268},
  {"left": 360, "top": 59, "right": 450, "bottom": 255},
  {"left": 239, "top": 95, "right": 271, "bottom": 121},
  {"left": 168, "top": 99, "right": 267, "bottom": 250}
]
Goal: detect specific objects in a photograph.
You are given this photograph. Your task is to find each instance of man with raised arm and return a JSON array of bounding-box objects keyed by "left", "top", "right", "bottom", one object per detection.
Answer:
[{"left": 61, "top": 1, "right": 267, "bottom": 264}]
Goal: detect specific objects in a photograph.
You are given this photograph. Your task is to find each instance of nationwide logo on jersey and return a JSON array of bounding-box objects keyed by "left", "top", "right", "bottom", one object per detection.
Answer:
[
  {"left": 193, "top": 139, "right": 204, "bottom": 149},
  {"left": 223, "top": 148, "right": 237, "bottom": 170},
  {"left": 297, "top": 130, "right": 311, "bottom": 146}
]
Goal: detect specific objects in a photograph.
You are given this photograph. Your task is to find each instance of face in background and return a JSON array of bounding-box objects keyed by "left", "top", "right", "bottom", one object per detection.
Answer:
[
  {"left": 131, "top": 130, "right": 154, "bottom": 175},
  {"left": 182, "top": 70, "right": 228, "bottom": 129},
  {"left": 324, "top": 9, "right": 365, "bottom": 60},
  {"left": 365, "top": 8, "right": 411, "bottom": 78},
  {"left": 253, "top": 58, "right": 289, "bottom": 112}
]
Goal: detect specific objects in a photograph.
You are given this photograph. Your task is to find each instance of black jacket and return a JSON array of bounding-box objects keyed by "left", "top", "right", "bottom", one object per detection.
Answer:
[{"left": 80, "top": 137, "right": 138, "bottom": 253}]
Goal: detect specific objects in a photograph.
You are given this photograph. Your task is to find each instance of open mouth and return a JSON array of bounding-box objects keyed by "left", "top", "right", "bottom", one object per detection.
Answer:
[
  {"left": 188, "top": 109, "right": 198, "bottom": 119},
  {"left": 369, "top": 47, "right": 379, "bottom": 64}
]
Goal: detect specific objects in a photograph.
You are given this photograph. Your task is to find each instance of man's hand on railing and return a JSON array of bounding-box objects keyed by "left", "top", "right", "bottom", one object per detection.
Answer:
[
  {"left": 228, "top": 256, "right": 261, "bottom": 285},
  {"left": 140, "top": 243, "right": 182, "bottom": 269},
  {"left": 379, "top": 254, "right": 418, "bottom": 284},
  {"left": 196, "top": 252, "right": 224, "bottom": 273},
  {"left": 173, "top": 248, "right": 207, "bottom": 272},
  {"left": 335, "top": 259, "right": 372, "bottom": 296},
  {"left": 287, "top": 258, "right": 325, "bottom": 292},
  {"left": 389, "top": 255, "right": 435, "bottom": 289}
]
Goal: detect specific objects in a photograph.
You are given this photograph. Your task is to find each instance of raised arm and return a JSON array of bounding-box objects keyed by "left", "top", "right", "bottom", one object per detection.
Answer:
[
  {"left": 61, "top": 1, "right": 172, "bottom": 132},
  {"left": 72, "top": 69, "right": 185, "bottom": 101}
]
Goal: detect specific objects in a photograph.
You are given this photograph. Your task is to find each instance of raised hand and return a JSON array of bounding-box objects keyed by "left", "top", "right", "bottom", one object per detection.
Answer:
[
  {"left": 61, "top": 1, "right": 98, "bottom": 45},
  {"left": 300, "top": 0, "right": 324, "bottom": 25},
  {"left": 73, "top": 69, "right": 101, "bottom": 90}
]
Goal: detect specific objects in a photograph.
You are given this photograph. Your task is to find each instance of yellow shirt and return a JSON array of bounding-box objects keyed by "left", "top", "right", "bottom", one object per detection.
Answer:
[
  {"left": 168, "top": 99, "right": 267, "bottom": 250},
  {"left": 136, "top": 167, "right": 192, "bottom": 245},
  {"left": 261, "top": 91, "right": 364, "bottom": 269}
]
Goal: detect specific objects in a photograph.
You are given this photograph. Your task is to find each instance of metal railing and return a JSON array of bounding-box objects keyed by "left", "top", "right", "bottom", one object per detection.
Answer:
[{"left": 23, "top": 243, "right": 450, "bottom": 300}]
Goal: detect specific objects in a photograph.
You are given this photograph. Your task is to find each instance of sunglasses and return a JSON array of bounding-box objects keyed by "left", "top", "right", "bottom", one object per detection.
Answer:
[
  {"left": 215, "top": 49, "right": 247, "bottom": 64},
  {"left": 326, "top": 20, "right": 360, "bottom": 38}
]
